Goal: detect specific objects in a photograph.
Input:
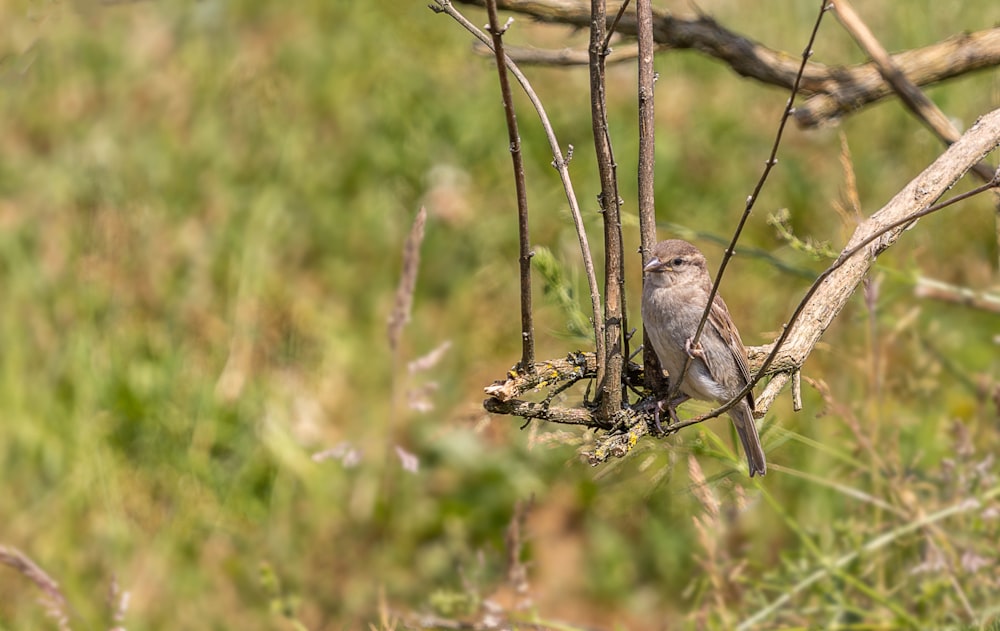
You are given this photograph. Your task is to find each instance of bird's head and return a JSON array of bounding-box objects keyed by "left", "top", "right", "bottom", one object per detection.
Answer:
[{"left": 643, "top": 239, "right": 708, "bottom": 287}]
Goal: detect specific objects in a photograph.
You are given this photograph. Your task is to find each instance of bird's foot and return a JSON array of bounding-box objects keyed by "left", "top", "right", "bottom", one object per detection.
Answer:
[
  {"left": 684, "top": 337, "right": 705, "bottom": 360},
  {"left": 652, "top": 402, "right": 665, "bottom": 435},
  {"left": 651, "top": 394, "right": 690, "bottom": 434}
]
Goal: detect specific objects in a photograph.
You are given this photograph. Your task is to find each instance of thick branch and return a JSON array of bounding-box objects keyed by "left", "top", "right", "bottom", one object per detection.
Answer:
[
  {"left": 482, "top": 345, "right": 793, "bottom": 404},
  {"left": 832, "top": 0, "right": 1000, "bottom": 273},
  {"left": 797, "top": 28, "right": 1000, "bottom": 128},
  {"left": 456, "top": 0, "right": 1000, "bottom": 127},
  {"left": 484, "top": 352, "right": 597, "bottom": 402},
  {"left": 778, "top": 109, "right": 1000, "bottom": 371},
  {"left": 833, "top": 0, "right": 996, "bottom": 184},
  {"left": 484, "top": 397, "right": 599, "bottom": 426}
]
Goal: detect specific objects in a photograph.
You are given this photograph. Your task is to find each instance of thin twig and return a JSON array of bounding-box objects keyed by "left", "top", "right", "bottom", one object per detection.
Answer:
[
  {"left": 429, "top": 0, "right": 604, "bottom": 371},
  {"left": 914, "top": 277, "right": 1000, "bottom": 314},
  {"left": 635, "top": 0, "right": 662, "bottom": 395},
  {"left": 588, "top": 0, "right": 626, "bottom": 416},
  {"left": 483, "top": 0, "right": 535, "bottom": 372},
  {"left": 474, "top": 40, "right": 659, "bottom": 66},
  {"left": 668, "top": 0, "right": 830, "bottom": 404},
  {"left": 602, "top": 0, "right": 631, "bottom": 53}
]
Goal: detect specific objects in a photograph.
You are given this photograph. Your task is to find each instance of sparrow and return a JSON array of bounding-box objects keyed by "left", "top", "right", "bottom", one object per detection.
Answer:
[{"left": 641, "top": 239, "right": 767, "bottom": 477}]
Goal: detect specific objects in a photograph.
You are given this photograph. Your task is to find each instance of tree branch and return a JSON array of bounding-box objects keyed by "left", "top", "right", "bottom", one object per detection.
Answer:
[
  {"left": 636, "top": 0, "right": 663, "bottom": 396},
  {"left": 454, "top": 0, "right": 1000, "bottom": 128},
  {"left": 914, "top": 277, "right": 1000, "bottom": 314},
  {"left": 484, "top": 0, "right": 536, "bottom": 372},
  {"left": 832, "top": 0, "right": 996, "bottom": 184},
  {"left": 831, "top": 0, "right": 1000, "bottom": 272},
  {"left": 588, "top": 0, "right": 625, "bottom": 417},
  {"left": 471, "top": 40, "right": 656, "bottom": 65}
]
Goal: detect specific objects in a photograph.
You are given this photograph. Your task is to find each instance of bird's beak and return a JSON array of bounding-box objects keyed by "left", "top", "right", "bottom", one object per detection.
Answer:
[{"left": 643, "top": 256, "right": 662, "bottom": 273}]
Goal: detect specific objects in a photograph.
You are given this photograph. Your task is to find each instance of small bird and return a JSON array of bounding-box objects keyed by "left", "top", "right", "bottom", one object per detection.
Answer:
[{"left": 641, "top": 239, "right": 767, "bottom": 477}]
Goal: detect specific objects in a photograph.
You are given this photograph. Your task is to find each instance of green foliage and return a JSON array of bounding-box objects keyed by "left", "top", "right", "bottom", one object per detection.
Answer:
[
  {"left": 767, "top": 208, "right": 838, "bottom": 260},
  {"left": 0, "top": 1, "right": 998, "bottom": 630},
  {"left": 532, "top": 246, "right": 593, "bottom": 342}
]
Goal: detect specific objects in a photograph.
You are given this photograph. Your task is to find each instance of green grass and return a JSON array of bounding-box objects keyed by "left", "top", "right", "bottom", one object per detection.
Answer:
[{"left": 0, "top": 1, "right": 998, "bottom": 629}]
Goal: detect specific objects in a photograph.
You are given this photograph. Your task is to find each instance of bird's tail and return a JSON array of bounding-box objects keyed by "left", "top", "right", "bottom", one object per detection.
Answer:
[{"left": 730, "top": 402, "right": 767, "bottom": 477}]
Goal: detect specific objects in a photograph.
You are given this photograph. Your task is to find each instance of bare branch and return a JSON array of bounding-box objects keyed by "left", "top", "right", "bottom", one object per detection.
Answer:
[
  {"left": 484, "top": 0, "right": 536, "bottom": 372},
  {"left": 832, "top": 0, "right": 1000, "bottom": 271},
  {"left": 472, "top": 40, "right": 656, "bottom": 65},
  {"left": 484, "top": 351, "right": 596, "bottom": 402},
  {"left": 588, "top": 0, "right": 626, "bottom": 416},
  {"left": 636, "top": 0, "right": 663, "bottom": 396},
  {"left": 914, "top": 277, "right": 1000, "bottom": 314},
  {"left": 796, "top": 28, "right": 1000, "bottom": 128},
  {"left": 832, "top": 0, "right": 996, "bottom": 184},
  {"left": 755, "top": 370, "right": 794, "bottom": 416},
  {"left": 454, "top": 0, "right": 1000, "bottom": 128},
  {"left": 694, "top": 111, "right": 1000, "bottom": 426},
  {"left": 602, "top": 0, "right": 631, "bottom": 53},
  {"left": 485, "top": 397, "right": 602, "bottom": 427}
]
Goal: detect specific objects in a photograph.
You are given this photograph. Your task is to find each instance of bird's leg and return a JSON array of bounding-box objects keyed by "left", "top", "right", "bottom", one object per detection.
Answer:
[
  {"left": 652, "top": 392, "right": 691, "bottom": 433},
  {"left": 652, "top": 401, "right": 665, "bottom": 435},
  {"left": 666, "top": 393, "right": 689, "bottom": 424},
  {"left": 684, "top": 337, "right": 705, "bottom": 360}
]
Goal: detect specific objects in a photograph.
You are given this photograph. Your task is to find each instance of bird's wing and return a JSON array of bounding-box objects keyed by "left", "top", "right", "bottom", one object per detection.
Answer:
[{"left": 707, "top": 293, "right": 756, "bottom": 410}]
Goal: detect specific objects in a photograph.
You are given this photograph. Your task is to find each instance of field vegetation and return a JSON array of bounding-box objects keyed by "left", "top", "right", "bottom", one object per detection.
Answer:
[{"left": 0, "top": 1, "right": 998, "bottom": 629}]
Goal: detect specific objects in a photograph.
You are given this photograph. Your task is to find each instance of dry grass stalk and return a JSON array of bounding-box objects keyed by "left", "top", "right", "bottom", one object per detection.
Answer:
[
  {"left": 0, "top": 545, "right": 71, "bottom": 631},
  {"left": 387, "top": 207, "right": 427, "bottom": 354}
]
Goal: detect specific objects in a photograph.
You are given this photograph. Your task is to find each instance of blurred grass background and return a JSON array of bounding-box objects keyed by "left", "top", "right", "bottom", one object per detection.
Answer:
[{"left": 0, "top": 0, "right": 998, "bottom": 629}]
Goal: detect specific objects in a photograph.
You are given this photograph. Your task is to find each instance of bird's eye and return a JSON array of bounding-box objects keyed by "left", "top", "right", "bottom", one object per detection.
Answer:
[{"left": 671, "top": 257, "right": 684, "bottom": 266}]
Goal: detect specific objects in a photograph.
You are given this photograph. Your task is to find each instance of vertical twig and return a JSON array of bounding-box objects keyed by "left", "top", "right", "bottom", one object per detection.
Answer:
[
  {"left": 430, "top": 1, "right": 603, "bottom": 373},
  {"left": 635, "top": 0, "right": 662, "bottom": 395},
  {"left": 669, "top": 0, "right": 830, "bottom": 403},
  {"left": 589, "top": 0, "right": 625, "bottom": 416},
  {"left": 484, "top": 0, "right": 535, "bottom": 372}
]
